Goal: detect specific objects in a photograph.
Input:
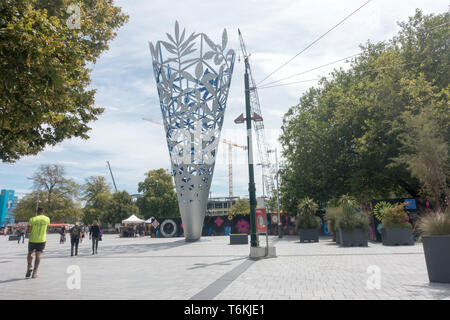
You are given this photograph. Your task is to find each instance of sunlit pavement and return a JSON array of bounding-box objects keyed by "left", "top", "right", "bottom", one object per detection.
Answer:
[{"left": 0, "top": 234, "right": 449, "bottom": 300}]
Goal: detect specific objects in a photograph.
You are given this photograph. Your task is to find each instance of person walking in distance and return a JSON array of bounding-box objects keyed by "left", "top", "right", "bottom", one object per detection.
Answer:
[
  {"left": 59, "top": 226, "right": 66, "bottom": 244},
  {"left": 69, "top": 223, "right": 82, "bottom": 256},
  {"left": 17, "top": 226, "right": 25, "bottom": 244},
  {"left": 89, "top": 220, "right": 101, "bottom": 255},
  {"left": 26, "top": 207, "right": 50, "bottom": 278}
]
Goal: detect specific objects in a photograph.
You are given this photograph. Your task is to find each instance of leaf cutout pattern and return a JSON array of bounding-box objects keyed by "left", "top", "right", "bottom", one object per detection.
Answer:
[
  {"left": 222, "top": 29, "right": 227, "bottom": 50},
  {"left": 149, "top": 21, "right": 236, "bottom": 208}
]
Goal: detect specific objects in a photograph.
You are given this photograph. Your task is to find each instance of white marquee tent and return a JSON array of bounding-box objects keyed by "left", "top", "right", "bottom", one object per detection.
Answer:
[{"left": 122, "top": 215, "right": 145, "bottom": 224}]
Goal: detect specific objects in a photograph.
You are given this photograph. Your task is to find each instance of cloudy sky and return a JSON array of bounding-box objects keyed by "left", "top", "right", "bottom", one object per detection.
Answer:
[{"left": 1, "top": 0, "right": 448, "bottom": 199}]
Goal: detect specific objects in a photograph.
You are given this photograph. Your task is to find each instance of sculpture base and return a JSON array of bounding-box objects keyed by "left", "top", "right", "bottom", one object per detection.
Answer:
[{"left": 249, "top": 246, "right": 277, "bottom": 259}]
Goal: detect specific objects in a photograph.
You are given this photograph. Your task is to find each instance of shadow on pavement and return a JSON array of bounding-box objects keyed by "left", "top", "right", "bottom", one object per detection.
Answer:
[
  {"left": 187, "top": 257, "right": 248, "bottom": 270},
  {"left": 32, "top": 239, "right": 190, "bottom": 258},
  {"left": 404, "top": 283, "right": 450, "bottom": 299},
  {"left": 0, "top": 278, "right": 29, "bottom": 284}
]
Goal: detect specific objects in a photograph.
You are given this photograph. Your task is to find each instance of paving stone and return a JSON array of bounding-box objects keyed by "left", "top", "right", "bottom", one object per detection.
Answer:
[{"left": 1, "top": 234, "right": 449, "bottom": 300}]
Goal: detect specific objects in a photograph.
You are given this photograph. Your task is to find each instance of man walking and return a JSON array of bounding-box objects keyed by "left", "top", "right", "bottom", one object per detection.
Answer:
[
  {"left": 20, "top": 227, "right": 25, "bottom": 243},
  {"left": 26, "top": 207, "right": 50, "bottom": 279},
  {"left": 16, "top": 226, "right": 24, "bottom": 244},
  {"left": 69, "top": 223, "right": 82, "bottom": 256},
  {"left": 89, "top": 220, "right": 101, "bottom": 255}
]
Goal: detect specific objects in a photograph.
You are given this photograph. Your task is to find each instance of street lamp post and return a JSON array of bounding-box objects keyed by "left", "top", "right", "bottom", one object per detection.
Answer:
[
  {"left": 234, "top": 57, "right": 263, "bottom": 249},
  {"left": 245, "top": 63, "right": 257, "bottom": 248},
  {"left": 268, "top": 148, "right": 282, "bottom": 238}
]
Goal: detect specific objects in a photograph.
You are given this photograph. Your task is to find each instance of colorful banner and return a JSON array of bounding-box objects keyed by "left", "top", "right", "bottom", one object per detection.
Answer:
[{"left": 256, "top": 208, "right": 267, "bottom": 234}]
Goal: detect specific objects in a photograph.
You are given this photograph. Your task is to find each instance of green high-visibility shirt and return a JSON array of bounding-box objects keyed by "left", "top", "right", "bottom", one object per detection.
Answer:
[{"left": 28, "top": 215, "right": 50, "bottom": 243}]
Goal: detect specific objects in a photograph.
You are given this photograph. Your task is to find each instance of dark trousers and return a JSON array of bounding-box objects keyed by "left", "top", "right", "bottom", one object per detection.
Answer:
[
  {"left": 71, "top": 237, "right": 80, "bottom": 256},
  {"left": 17, "top": 234, "right": 24, "bottom": 243},
  {"left": 92, "top": 236, "right": 99, "bottom": 254}
]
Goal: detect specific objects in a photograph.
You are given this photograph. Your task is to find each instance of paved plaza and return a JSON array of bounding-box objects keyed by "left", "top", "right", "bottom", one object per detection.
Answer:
[{"left": 0, "top": 234, "right": 449, "bottom": 300}]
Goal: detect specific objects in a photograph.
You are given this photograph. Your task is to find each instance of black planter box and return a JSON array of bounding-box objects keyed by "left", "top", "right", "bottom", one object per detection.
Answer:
[
  {"left": 339, "top": 229, "right": 368, "bottom": 247},
  {"left": 335, "top": 230, "right": 341, "bottom": 244},
  {"left": 381, "top": 227, "right": 414, "bottom": 246},
  {"left": 422, "top": 235, "right": 450, "bottom": 283},
  {"left": 230, "top": 234, "right": 248, "bottom": 245},
  {"left": 8, "top": 236, "right": 19, "bottom": 241},
  {"left": 299, "top": 228, "right": 319, "bottom": 243}
]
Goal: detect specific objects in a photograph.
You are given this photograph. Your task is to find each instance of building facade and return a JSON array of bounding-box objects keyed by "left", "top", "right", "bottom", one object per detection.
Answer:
[
  {"left": 206, "top": 197, "right": 239, "bottom": 216},
  {"left": 0, "top": 190, "right": 17, "bottom": 227}
]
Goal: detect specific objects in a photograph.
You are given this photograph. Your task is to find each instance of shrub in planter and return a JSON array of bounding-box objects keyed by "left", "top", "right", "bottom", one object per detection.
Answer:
[
  {"left": 335, "top": 195, "right": 369, "bottom": 247},
  {"left": 325, "top": 206, "right": 341, "bottom": 242},
  {"left": 418, "top": 210, "right": 450, "bottom": 283},
  {"left": 381, "top": 203, "right": 414, "bottom": 245},
  {"left": 296, "top": 197, "right": 321, "bottom": 243}
]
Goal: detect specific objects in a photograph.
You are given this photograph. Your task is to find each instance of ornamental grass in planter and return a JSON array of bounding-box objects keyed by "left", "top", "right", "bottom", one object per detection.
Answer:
[
  {"left": 418, "top": 209, "right": 450, "bottom": 283},
  {"left": 296, "top": 197, "right": 321, "bottom": 243},
  {"left": 380, "top": 203, "right": 414, "bottom": 246},
  {"left": 335, "top": 195, "right": 369, "bottom": 247},
  {"left": 325, "top": 206, "right": 341, "bottom": 243}
]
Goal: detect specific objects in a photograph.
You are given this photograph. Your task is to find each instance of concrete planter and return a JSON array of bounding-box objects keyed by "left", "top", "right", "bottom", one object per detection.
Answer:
[
  {"left": 339, "top": 229, "right": 368, "bottom": 247},
  {"left": 299, "top": 228, "right": 319, "bottom": 243},
  {"left": 230, "top": 234, "right": 248, "bottom": 245},
  {"left": 381, "top": 227, "right": 414, "bottom": 246},
  {"left": 335, "top": 230, "right": 341, "bottom": 244},
  {"left": 422, "top": 235, "right": 450, "bottom": 283}
]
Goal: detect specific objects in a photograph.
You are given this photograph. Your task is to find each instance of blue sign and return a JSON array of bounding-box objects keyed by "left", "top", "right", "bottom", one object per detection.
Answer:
[
  {"left": 0, "top": 190, "right": 16, "bottom": 226},
  {"left": 404, "top": 199, "right": 416, "bottom": 210}
]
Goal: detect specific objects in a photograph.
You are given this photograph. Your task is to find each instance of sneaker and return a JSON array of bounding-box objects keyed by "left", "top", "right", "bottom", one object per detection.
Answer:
[
  {"left": 25, "top": 269, "right": 33, "bottom": 278},
  {"left": 31, "top": 272, "right": 38, "bottom": 279}
]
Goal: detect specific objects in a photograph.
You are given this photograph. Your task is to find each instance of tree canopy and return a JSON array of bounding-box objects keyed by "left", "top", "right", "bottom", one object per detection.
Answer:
[
  {"left": 280, "top": 9, "right": 449, "bottom": 211},
  {"left": 14, "top": 164, "right": 82, "bottom": 222},
  {"left": 230, "top": 198, "right": 250, "bottom": 215},
  {"left": 0, "top": 0, "right": 128, "bottom": 162},
  {"left": 81, "top": 175, "right": 112, "bottom": 224},
  {"left": 136, "top": 169, "right": 179, "bottom": 219},
  {"left": 100, "top": 190, "right": 140, "bottom": 225}
]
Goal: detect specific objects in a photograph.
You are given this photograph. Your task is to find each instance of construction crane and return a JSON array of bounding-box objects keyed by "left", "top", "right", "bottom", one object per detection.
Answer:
[
  {"left": 238, "top": 29, "right": 276, "bottom": 198},
  {"left": 106, "top": 161, "right": 118, "bottom": 192},
  {"left": 221, "top": 138, "right": 247, "bottom": 200},
  {"left": 142, "top": 118, "right": 247, "bottom": 201}
]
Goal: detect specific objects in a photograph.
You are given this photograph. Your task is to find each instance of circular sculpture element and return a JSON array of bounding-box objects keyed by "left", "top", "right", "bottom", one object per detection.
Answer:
[
  {"left": 149, "top": 22, "right": 235, "bottom": 242},
  {"left": 160, "top": 219, "right": 177, "bottom": 238}
]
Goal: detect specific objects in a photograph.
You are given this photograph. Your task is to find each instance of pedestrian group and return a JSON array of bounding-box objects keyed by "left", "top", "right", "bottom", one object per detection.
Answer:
[{"left": 24, "top": 207, "right": 103, "bottom": 279}]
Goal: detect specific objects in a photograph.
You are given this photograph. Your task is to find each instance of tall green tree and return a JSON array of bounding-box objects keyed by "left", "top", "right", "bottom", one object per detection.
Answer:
[
  {"left": 14, "top": 190, "right": 83, "bottom": 222},
  {"left": 265, "top": 193, "right": 278, "bottom": 214},
  {"left": 29, "top": 164, "right": 82, "bottom": 220},
  {"left": 81, "top": 176, "right": 111, "bottom": 224},
  {"left": 0, "top": 0, "right": 129, "bottom": 162},
  {"left": 100, "top": 191, "right": 139, "bottom": 225},
  {"left": 391, "top": 105, "right": 449, "bottom": 207},
  {"left": 230, "top": 198, "right": 250, "bottom": 215},
  {"left": 136, "top": 169, "right": 179, "bottom": 219},
  {"left": 13, "top": 191, "right": 40, "bottom": 222},
  {"left": 15, "top": 164, "right": 82, "bottom": 222},
  {"left": 280, "top": 9, "right": 449, "bottom": 207}
]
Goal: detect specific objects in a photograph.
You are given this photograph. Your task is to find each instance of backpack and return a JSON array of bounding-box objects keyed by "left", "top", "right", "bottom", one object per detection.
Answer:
[{"left": 70, "top": 226, "right": 80, "bottom": 237}]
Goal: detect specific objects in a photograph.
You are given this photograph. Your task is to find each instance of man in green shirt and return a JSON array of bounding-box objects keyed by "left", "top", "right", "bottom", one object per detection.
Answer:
[{"left": 26, "top": 207, "right": 50, "bottom": 278}]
